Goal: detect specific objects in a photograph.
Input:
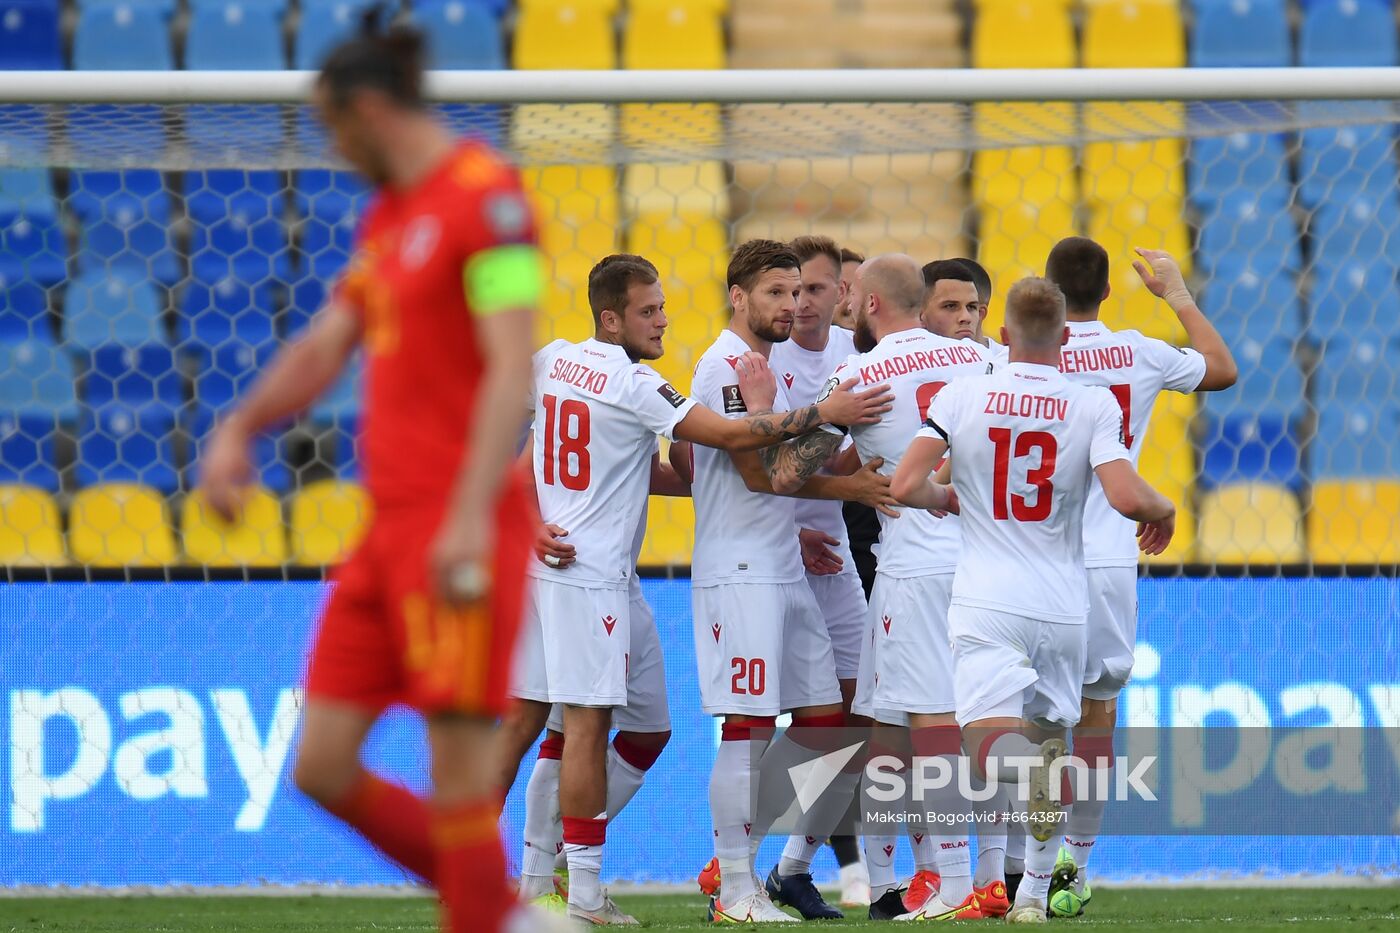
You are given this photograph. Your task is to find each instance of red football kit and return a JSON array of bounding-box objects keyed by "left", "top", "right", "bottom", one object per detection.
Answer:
[{"left": 305, "top": 142, "right": 543, "bottom": 717}]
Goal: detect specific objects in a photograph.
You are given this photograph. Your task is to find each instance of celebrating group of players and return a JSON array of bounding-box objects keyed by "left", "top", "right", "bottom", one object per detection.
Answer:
[{"left": 195, "top": 19, "right": 1238, "bottom": 933}]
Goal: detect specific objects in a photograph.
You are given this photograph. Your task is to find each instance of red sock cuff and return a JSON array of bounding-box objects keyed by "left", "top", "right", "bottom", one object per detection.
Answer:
[
  {"left": 613, "top": 734, "right": 665, "bottom": 772},
  {"left": 1073, "top": 734, "right": 1114, "bottom": 766},
  {"left": 791, "top": 712, "right": 847, "bottom": 730},
  {"left": 721, "top": 716, "right": 777, "bottom": 742},
  {"left": 433, "top": 798, "right": 499, "bottom": 850},
  {"left": 911, "top": 725, "right": 963, "bottom": 758},
  {"left": 562, "top": 816, "right": 607, "bottom": 847},
  {"left": 789, "top": 712, "right": 848, "bottom": 751},
  {"left": 538, "top": 733, "right": 565, "bottom": 761}
]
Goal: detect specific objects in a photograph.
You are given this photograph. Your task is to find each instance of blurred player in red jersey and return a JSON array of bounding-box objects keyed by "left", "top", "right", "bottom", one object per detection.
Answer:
[{"left": 197, "top": 19, "right": 547, "bottom": 933}]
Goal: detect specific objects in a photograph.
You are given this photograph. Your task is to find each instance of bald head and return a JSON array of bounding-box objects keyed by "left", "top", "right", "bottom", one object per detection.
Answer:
[
  {"left": 1003, "top": 277, "right": 1068, "bottom": 352},
  {"left": 861, "top": 253, "right": 925, "bottom": 316}
]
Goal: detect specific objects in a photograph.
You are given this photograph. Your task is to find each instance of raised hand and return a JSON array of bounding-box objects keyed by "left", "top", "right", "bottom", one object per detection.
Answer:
[
  {"left": 1132, "top": 247, "right": 1193, "bottom": 310},
  {"left": 735, "top": 351, "right": 776, "bottom": 412}
]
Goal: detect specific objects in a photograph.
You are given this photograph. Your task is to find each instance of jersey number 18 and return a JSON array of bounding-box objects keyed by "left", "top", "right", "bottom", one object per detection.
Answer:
[{"left": 541, "top": 394, "right": 591, "bottom": 490}]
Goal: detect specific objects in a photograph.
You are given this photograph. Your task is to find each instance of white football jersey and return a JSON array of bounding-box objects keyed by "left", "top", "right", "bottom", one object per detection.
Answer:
[
  {"left": 691, "top": 329, "right": 804, "bottom": 586},
  {"left": 819, "top": 327, "right": 989, "bottom": 577},
  {"left": 770, "top": 327, "right": 857, "bottom": 568},
  {"left": 982, "top": 335, "right": 1010, "bottom": 366},
  {"left": 921, "top": 362, "right": 1129, "bottom": 623},
  {"left": 527, "top": 338, "right": 697, "bottom": 587},
  {"left": 1059, "top": 320, "right": 1206, "bottom": 567}
]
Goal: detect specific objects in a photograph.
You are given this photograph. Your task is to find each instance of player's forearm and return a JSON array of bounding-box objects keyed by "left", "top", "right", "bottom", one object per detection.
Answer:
[
  {"left": 767, "top": 431, "right": 844, "bottom": 495},
  {"left": 1174, "top": 301, "right": 1238, "bottom": 390},
  {"left": 728, "top": 404, "right": 827, "bottom": 451},
  {"left": 891, "top": 474, "right": 946, "bottom": 510},
  {"left": 650, "top": 457, "right": 691, "bottom": 497}
]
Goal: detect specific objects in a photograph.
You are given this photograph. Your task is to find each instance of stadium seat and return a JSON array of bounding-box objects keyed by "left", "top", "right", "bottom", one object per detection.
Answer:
[
  {"left": 1190, "top": 0, "right": 1290, "bottom": 68},
  {"left": 185, "top": 3, "right": 285, "bottom": 70},
  {"left": 415, "top": 0, "right": 506, "bottom": 69},
  {"left": 0, "top": 413, "right": 61, "bottom": 491},
  {"left": 1300, "top": 0, "right": 1397, "bottom": 68},
  {"left": 308, "top": 354, "right": 361, "bottom": 478},
  {"left": 0, "top": 283, "right": 48, "bottom": 342},
  {"left": 0, "top": 209, "right": 66, "bottom": 290},
  {"left": 623, "top": 0, "right": 724, "bottom": 69},
  {"left": 69, "top": 483, "right": 178, "bottom": 567},
  {"left": 625, "top": 214, "right": 728, "bottom": 389},
  {"left": 0, "top": 484, "right": 65, "bottom": 565},
  {"left": 1188, "top": 133, "right": 1291, "bottom": 207},
  {"left": 1203, "top": 336, "right": 1304, "bottom": 419},
  {"left": 1299, "top": 123, "right": 1399, "bottom": 205},
  {"left": 513, "top": 0, "right": 616, "bottom": 69},
  {"left": 972, "top": 0, "right": 1074, "bottom": 68},
  {"left": 1137, "top": 389, "right": 1197, "bottom": 564},
  {"left": 195, "top": 341, "right": 274, "bottom": 413},
  {"left": 1313, "top": 402, "right": 1399, "bottom": 479},
  {"left": 186, "top": 407, "right": 291, "bottom": 492},
  {"left": 1306, "top": 259, "right": 1400, "bottom": 342},
  {"left": 1200, "top": 412, "right": 1303, "bottom": 490},
  {"left": 64, "top": 269, "right": 165, "bottom": 352},
  {"left": 67, "top": 170, "right": 179, "bottom": 284},
  {"left": 1083, "top": 139, "right": 1184, "bottom": 205},
  {"left": 1313, "top": 335, "right": 1399, "bottom": 404},
  {"left": 978, "top": 198, "right": 1075, "bottom": 333},
  {"left": 523, "top": 165, "right": 619, "bottom": 346},
  {"left": 294, "top": 2, "right": 362, "bottom": 70},
  {"left": 1308, "top": 479, "right": 1400, "bottom": 564},
  {"left": 0, "top": 168, "right": 54, "bottom": 218},
  {"left": 83, "top": 344, "right": 182, "bottom": 410},
  {"left": 1198, "top": 263, "right": 1303, "bottom": 346},
  {"left": 973, "top": 144, "right": 1077, "bottom": 209},
  {"left": 623, "top": 161, "right": 728, "bottom": 220},
  {"left": 0, "top": 0, "right": 62, "bottom": 69},
  {"left": 1198, "top": 483, "right": 1306, "bottom": 565},
  {"left": 76, "top": 403, "right": 180, "bottom": 493},
  {"left": 178, "top": 277, "right": 280, "bottom": 360},
  {"left": 185, "top": 170, "right": 289, "bottom": 284},
  {"left": 181, "top": 487, "right": 288, "bottom": 566},
  {"left": 290, "top": 479, "right": 370, "bottom": 565},
  {"left": 1308, "top": 193, "right": 1400, "bottom": 271},
  {"left": 1196, "top": 195, "right": 1301, "bottom": 274},
  {"left": 73, "top": 4, "right": 174, "bottom": 70},
  {"left": 287, "top": 170, "right": 367, "bottom": 331},
  {"left": 0, "top": 338, "right": 78, "bottom": 420},
  {"left": 1082, "top": 0, "right": 1184, "bottom": 69}
]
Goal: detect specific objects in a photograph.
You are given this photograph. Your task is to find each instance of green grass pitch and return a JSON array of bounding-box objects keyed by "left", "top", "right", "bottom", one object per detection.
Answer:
[{"left": 3, "top": 888, "right": 1398, "bottom": 932}]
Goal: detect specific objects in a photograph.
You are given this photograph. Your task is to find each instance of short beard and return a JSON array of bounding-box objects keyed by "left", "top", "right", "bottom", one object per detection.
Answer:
[
  {"left": 853, "top": 318, "right": 877, "bottom": 353},
  {"left": 750, "top": 312, "right": 791, "bottom": 344}
]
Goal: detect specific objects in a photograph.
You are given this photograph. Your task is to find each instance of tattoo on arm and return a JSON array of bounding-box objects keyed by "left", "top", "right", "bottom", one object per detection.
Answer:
[
  {"left": 745, "top": 404, "right": 823, "bottom": 443},
  {"left": 772, "top": 431, "right": 844, "bottom": 486}
]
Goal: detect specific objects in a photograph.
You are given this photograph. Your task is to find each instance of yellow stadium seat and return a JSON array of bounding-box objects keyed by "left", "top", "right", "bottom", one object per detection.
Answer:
[
  {"left": 513, "top": 2, "right": 617, "bottom": 70},
  {"left": 1083, "top": 0, "right": 1185, "bottom": 69},
  {"left": 1199, "top": 483, "right": 1306, "bottom": 565},
  {"left": 640, "top": 495, "right": 695, "bottom": 567},
  {"left": 972, "top": 0, "right": 1075, "bottom": 69},
  {"left": 623, "top": 2, "right": 724, "bottom": 69},
  {"left": 978, "top": 198, "right": 1076, "bottom": 333},
  {"left": 623, "top": 161, "right": 728, "bottom": 220},
  {"left": 1309, "top": 480, "right": 1400, "bottom": 564},
  {"left": 181, "top": 488, "right": 287, "bottom": 567},
  {"left": 973, "top": 144, "right": 1078, "bottom": 209},
  {"left": 290, "top": 480, "right": 371, "bottom": 566},
  {"left": 1088, "top": 198, "right": 1191, "bottom": 343},
  {"left": 1138, "top": 391, "right": 1197, "bottom": 564},
  {"left": 524, "top": 165, "right": 620, "bottom": 345},
  {"left": 1083, "top": 139, "right": 1185, "bottom": 206},
  {"left": 0, "top": 485, "right": 66, "bottom": 565},
  {"left": 69, "top": 484, "right": 177, "bottom": 567}
]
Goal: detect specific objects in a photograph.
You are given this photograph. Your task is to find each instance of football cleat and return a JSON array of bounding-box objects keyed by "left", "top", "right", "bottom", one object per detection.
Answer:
[
  {"left": 1027, "top": 738, "right": 1069, "bottom": 843},
  {"left": 901, "top": 870, "right": 942, "bottom": 913},
  {"left": 972, "top": 880, "right": 1011, "bottom": 918},
  {"left": 711, "top": 891, "right": 800, "bottom": 923},
  {"left": 839, "top": 860, "right": 871, "bottom": 907},
  {"left": 1048, "top": 848, "right": 1090, "bottom": 917},
  {"left": 528, "top": 893, "right": 567, "bottom": 915},
  {"left": 568, "top": 892, "right": 640, "bottom": 926},
  {"left": 1006, "top": 902, "right": 1049, "bottom": 924},
  {"left": 893, "top": 890, "right": 983, "bottom": 921},
  {"left": 698, "top": 857, "right": 721, "bottom": 897},
  {"left": 505, "top": 899, "right": 577, "bottom": 933},
  {"left": 869, "top": 888, "right": 911, "bottom": 921},
  {"left": 554, "top": 866, "right": 571, "bottom": 899},
  {"left": 764, "top": 866, "right": 844, "bottom": 920}
]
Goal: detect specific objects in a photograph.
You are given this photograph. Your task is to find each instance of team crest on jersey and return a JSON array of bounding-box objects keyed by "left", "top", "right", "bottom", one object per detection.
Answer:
[
  {"left": 399, "top": 215, "right": 441, "bottom": 270},
  {"left": 723, "top": 355, "right": 741, "bottom": 369},
  {"left": 602, "top": 614, "right": 618, "bottom": 635},
  {"left": 782, "top": 372, "right": 795, "bottom": 389},
  {"left": 657, "top": 382, "right": 687, "bottom": 409},
  {"left": 711, "top": 623, "right": 722, "bottom": 642},
  {"left": 483, "top": 191, "right": 531, "bottom": 241},
  {"left": 722, "top": 384, "right": 747, "bottom": 414},
  {"left": 881, "top": 614, "right": 892, "bottom": 634}
]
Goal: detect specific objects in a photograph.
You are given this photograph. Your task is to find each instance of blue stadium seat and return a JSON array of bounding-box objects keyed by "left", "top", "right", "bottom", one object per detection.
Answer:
[
  {"left": 178, "top": 276, "right": 279, "bottom": 359},
  {"left": 1307, "top": 259, "right": 1400, "bottom": 341},
  {"left": 1298, "top": 122, "right": 1398, "bottom": 206},
  {"left": 0, "top": 283, "right": 49, "bottom": 342},
  {"left": 186, "top": 406, "right": 290, "bottom": 491},
  {"left": 67, "top": 105, "right": 167, "bottom": 167},
  {"left": 83, "top": 344, "right": 182, "bottom": 409},
  {"left": 196, "top": 341, "right": 273, "bottom": 413},
  {"left": 73, "top": 4, "right": 173, "bottom": 70},
  {"left": 0, "top": 169, "right": 56, "bottom": 217},
  {"left": 293, "top": 2, "right": 362, "bottom": 70},
  {"left": 0, "top": 412, "right": 61, "bottom": 491},
  {"left": 76, "top": 402, "right": 179, "bottom": 492},
  {"left": 188, "top": 0, "right": 282, "bottom": 12},
  {"left": 1313, "top": 402, "right": 1399, "bottom": 478},
  {"left": 1197, "top": 194, "right": 1301, "bottom": 273},
  {"left": 1198, "top": 263, "right": 1303, "bottom": 346},
  {"left": 185, "top": 4, "right": 284, "bottom": 70},
  {"left": 1309, "top": 194, "right": 1400, "bottom": 269},
  {"left": 1201, "top": 412, "right": 1303, "bottom": 490},
  {"left": 309, "top": 353, "right": 361, "bottom": 426},
  {"left": 68, "top": 170, "right": 180, "bottom": 285},
  {"left": 0, "top": 209, "right": 66, "bottom": 289},
  {"left": 288, "top": 171, "right": 365, "bottom": 334},
  {"left": 1203, "top": 336, "right": 1304, "bottom": 419},
  {"left": 1300, "top": 0, "right": 1397, "bottom": 67},
  {"left": 1191, "top": 0, "right": 1291, "bottom": 68},
  {"left": 1188, "top": 134, "right": 1290, "bottom": 207},
  {"left": 0, "top": 0, "right": 63, "bottom": 70},
  {"left": 415, "top": 0, "right": 505, "bottom": 69},
  {"left": 64, "top": 269, "right": 165, "bottom": 352},
  {"left": 1313, "top": 334, "right": 1400, "bottom": 404},
  {"left": 186, "top": 171, "right": 289, "bottom": 284},
  {"left": 0, "top": 338, "right": 77, "bottom": 420}
]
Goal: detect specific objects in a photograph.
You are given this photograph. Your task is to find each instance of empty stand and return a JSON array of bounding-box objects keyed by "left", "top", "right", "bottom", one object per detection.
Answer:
[
  {"left": 73, "top": 4, "right": 173, "bottom": 70},
  {"left": 1188, "top": 133, "right": 1291, "bottom": 206},
  {"left": 1083, "top": 0, "right": 1184, "bottom": 69},
  {"left": 513, "top": 0, "right": 617, "bottom": 70},
  {"left": 69, "top": 483, "right": 178, "bottom": 566},
  {"left": 68, "top": 170, "right": 180, "bottom": 285},
  {"left": 1300, "top": 0, "right": 1398, "bottom": 68},
  {"left": 0, "top": 484, "right": 66, "bottom": 565},
  {"left": 417, "top": 0, "right": 506, "bottom": 69},
  {"left": 1198, "top": 264, "right": 1302, "bottom": 346},
  {"left": 1198, "top": 483, "right": 1306, "bottom": 564},
  {"left": 0, "top": 0, "right": 61, "bottom": 70},
  {"left": 1200, "top": 412, "right": 1303, "bottom": 490},
  {"left": 1309, "top": 479, "right": 1400, "bottom": 564},
  {"left": 64, "top": 269, "right": 166, "bottom": 352},
  {"left": 76, "top": 403, "right": 180, "bottom": 493},
  {"left": 290, "top": 479, "right": 370, "bottom": 565},
  {"left": 1191, "top": 0, "right": 1291, "bottom": 68},
  {"left": 185, "top": 3, "right": 285, "bottom": 70},
  {"left": 1314, "top": 403, "right": 1399, "bottom": 479},
  {"left": 182, "top": 487, "right": 288, "bottom": 566}
]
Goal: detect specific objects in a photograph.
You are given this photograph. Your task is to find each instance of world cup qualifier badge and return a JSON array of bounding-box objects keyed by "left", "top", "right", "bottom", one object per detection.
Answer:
[
  {"left": 657, "top": 382, "right": 687, "bottom": 409},
  {"left": 722, "top": 384, "right": 747, "bottom": 414}
]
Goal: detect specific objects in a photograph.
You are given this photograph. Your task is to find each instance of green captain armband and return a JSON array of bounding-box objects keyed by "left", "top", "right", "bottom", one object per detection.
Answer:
[{"left": 463, "top": 244, "right": 545, "bottom": 317}]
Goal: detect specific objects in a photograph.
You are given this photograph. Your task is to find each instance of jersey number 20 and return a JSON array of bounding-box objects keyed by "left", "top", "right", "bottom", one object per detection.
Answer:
[
  {"left": 541, "top": 394, "right": 591, "bottom": 490},
  {"left": 989, "top": 427, "right": 1058, "bottom": 522}
]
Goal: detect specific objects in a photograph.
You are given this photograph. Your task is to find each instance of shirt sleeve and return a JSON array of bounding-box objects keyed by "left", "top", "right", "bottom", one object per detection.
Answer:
[
  {"left": 921, "top": 380, "right": 959, "bottom": 444},
  {"left": 1088, "top": 389, "right": 1132, "bottom": 468},
  {"left": 694, "top": 356, "right": 749, "bottom": 421},
  {"left": 816, "top": 359, "right": 855, "bottom": 437},
  {"left": 1149, "top": 336, "right": 1208, "bottom": 393},
  {"left": 621, "top": 365, "right": 700, "bottom": 440},
  {"left": 453, "top": 154, "right": 546, "bottom": 318}
]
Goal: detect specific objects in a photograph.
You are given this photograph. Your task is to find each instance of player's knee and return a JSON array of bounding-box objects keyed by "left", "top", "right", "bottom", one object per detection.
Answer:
[
  {"left": 293, "top": 746, "right": 357, "bottom": 806},
  {"left": 613, "top": 730, "right": 670, "bottom": 772}
]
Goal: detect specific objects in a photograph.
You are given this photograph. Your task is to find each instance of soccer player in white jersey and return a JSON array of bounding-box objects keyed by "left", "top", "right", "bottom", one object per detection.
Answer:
[
  {"left": 764, "top": 236, "right": 875, "bottom": 910},
  {"left": 783, "top": 254, "right": 991, "bottom": 921},
  {"left": 1041, "top": 238, "right": 1237, "bottom": 916},
  {"left": 691, "top": 240, "right": 898, "bottom": 924},
  {"left": 508, "top": 254, "right": 890, "bottom": 924},
  {"left": 832, "top": 247, "right": 865, "bottom": 332},
  {"left": 892, "top": 277, "right": 1177, "bottom": 924}
]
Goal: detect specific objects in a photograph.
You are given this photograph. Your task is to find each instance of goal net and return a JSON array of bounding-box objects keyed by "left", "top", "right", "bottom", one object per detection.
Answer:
[{"left": 1, "top": 71, "right": 1396, "bottom": 888}]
